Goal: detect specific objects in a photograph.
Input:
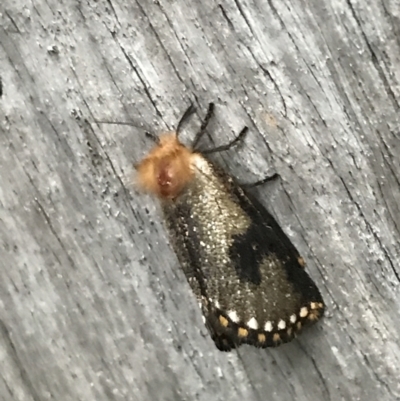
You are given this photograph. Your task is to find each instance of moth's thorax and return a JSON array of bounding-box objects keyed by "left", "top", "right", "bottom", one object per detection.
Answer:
[{"left": 136, "top": 133, "right": 195, "bottom": 199}]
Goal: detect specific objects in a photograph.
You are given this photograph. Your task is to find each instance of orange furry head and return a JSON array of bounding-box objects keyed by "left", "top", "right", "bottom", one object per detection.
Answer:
[{"left": 136, "top": 133, "right": 195, "bottom": 199}]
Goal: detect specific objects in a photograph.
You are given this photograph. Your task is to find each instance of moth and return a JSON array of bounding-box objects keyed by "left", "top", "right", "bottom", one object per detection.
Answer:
[{"left": 135, "top": 103, "right": 324, "bottom": 351}]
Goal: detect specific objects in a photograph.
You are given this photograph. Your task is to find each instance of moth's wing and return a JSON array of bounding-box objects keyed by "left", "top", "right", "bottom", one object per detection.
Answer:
[
  {"left": 210, "top": 180, "right": 325, "bottom": 348},
  {"left": 204, "top": 309, "right": 238, "bottom": 351},
  {"left": 164, "top": 202, "right": 241, "bottom": 351},
  {"left": 162, "top": 164, "right": 324, "bottom": 350},
  {"left": 164, "top": 202, "right": 234, "bottom": 349},
  {"left": 231, "top": 182, "right": 323, "bottom": 296}
]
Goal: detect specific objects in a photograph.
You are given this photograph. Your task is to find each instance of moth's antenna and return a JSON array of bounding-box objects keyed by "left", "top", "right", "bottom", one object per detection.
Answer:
[
  {"left": 93, "top": 119, "right": 158, "bottom": 143},
  {"left": 176, "top": 102, "right": 197, "bottom": 139},
  {"left": 93, "top": 120, "right": 139, "bottom": 127},
  {"left": 192, "top": 103, "right": 215, "bottom": 150}
]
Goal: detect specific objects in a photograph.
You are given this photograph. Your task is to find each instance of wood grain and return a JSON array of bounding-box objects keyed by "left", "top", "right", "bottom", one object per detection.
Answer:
[{"left": 1, "top": 0, "right": 399, "bottom": 400}]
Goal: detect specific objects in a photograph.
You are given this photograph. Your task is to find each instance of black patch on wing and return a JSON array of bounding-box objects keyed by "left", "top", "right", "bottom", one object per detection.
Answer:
[
  {"left": 229, "top": 222, "right": 264, "bottom": 284},
  {"left": 229, "top": 184, "right": 323, "bottom": 304}
]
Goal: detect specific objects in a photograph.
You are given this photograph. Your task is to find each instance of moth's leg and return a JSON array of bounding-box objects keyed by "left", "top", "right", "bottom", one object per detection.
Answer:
[
  {"left": 192, "top": 103, "right": 215, "bottom": 150},
  {"left": 239, "top": 172, "right": 280, "bottom": 188},
  {"left": 200, "top": 126, "right": 248, "bottom": 154}
]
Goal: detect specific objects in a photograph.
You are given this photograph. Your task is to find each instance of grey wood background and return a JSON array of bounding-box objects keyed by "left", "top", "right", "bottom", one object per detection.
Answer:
[{"left": 1, "top": 0, "right": 399, "bottom": 400}]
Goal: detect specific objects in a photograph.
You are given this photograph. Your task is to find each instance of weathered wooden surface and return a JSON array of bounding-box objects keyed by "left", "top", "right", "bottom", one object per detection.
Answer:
[{"left": 1, "top": 0, "right": 399, "bottom": 400}]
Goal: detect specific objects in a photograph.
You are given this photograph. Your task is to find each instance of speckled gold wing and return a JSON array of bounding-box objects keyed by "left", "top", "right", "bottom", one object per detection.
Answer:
[{"left": 162, "top": 154, "right": 324, "bottom": 351}]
